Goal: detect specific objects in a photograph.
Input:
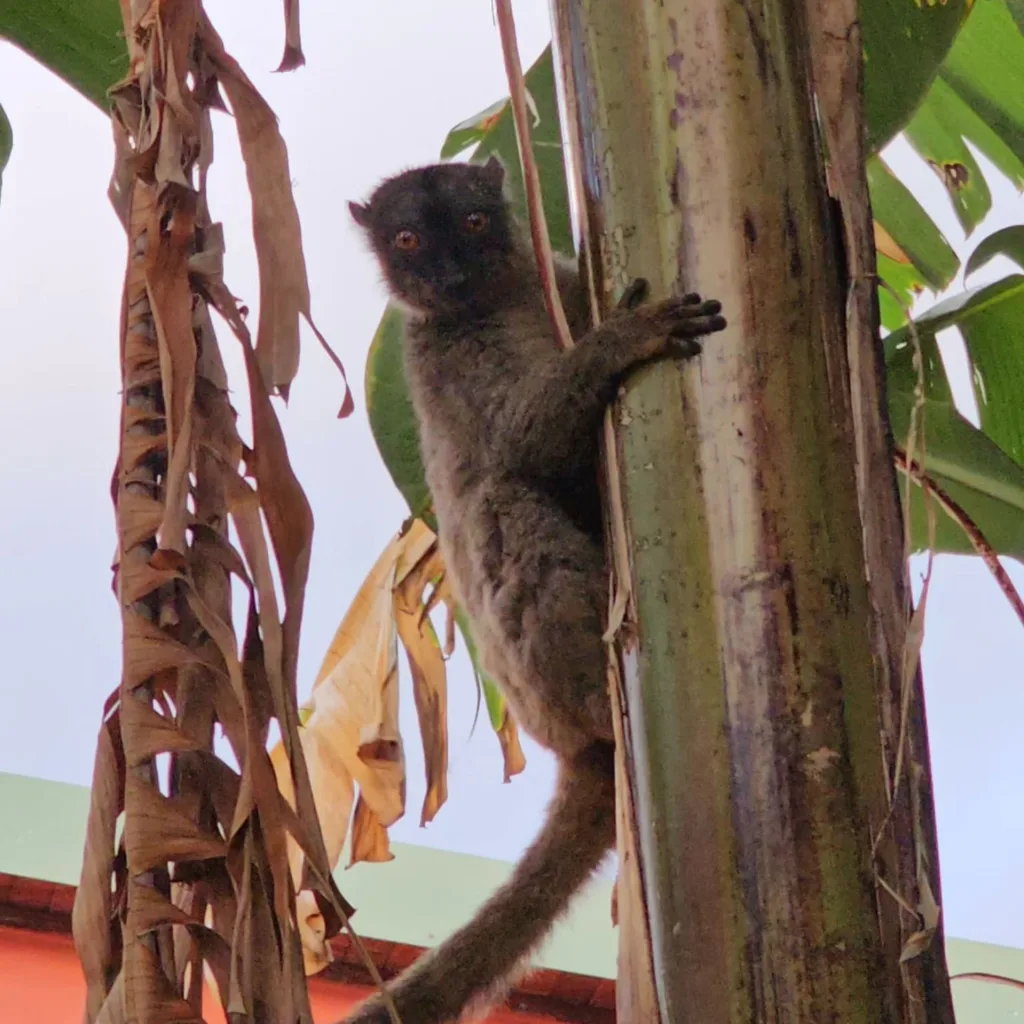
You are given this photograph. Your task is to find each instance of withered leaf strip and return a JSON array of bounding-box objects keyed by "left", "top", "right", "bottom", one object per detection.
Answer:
[
  {"left": 394, "top": 545, "right": 449, "bottom": 825},
  {"left": 349, "top": 792, "right": 396, "bottom": 866},
  {"left": 278, "top": 0, "right": 306, "bottom": 72},
  {"left": 197, "top": 12, "right": 353, "bottom": 416},
  {"left": 144, "top": 185, "right": 198, "bottom": 558},
  {"left": 496, "top": 709, "right": 527, "bottom": 783},
  {"left": 120, "top": 696, "right": 204, "bottom": 767},
  {"left": 80, "top": 3, "right": 358, "bottom": 1020},
  {"left": 73, "top": 705, "right": 125, "bottom": 1023},
  {"left": 205, "top": 278, "right": 339, "bottom": 883},
  {"left": 124, "top": 774, "right": 228, "bottom": 871}
]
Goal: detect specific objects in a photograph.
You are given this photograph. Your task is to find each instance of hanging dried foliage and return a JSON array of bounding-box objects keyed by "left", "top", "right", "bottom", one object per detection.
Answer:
[
  {"left": 71, "top": 2, "right": 361, "bottom": 1021},
  {"left": 271, "top": 520, "right": 440, "bottom": 972},
  {"left": 268, "top": 517, "right": 526, "bottom": 975}
]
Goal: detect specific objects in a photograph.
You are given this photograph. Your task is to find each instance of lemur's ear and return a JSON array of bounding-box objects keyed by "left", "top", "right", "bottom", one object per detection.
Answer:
[
  {"left": 348, "top": 201, "right": 372, "bottom": 228},
  {"left": 481, "top": 155, "right": 506, "bottom": 188}
]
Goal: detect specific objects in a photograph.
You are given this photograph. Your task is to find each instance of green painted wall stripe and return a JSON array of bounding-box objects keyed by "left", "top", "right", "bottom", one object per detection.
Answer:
[
  {"left": 0, "top": 771, "right": 615, "bottom": 977},
  {"left": 1, "top": 768, "right": 1022, "bottom": 1024}
]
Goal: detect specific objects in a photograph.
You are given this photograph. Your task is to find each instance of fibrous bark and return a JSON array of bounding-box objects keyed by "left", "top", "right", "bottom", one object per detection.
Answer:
[{"left": 552, "top": 0, "right": 954, "bottom": 1021}]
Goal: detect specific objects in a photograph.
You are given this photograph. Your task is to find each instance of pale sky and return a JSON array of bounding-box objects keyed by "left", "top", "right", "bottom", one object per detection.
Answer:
[{"left": 0, "top": 0, "right": 1021, "bottom": 951}]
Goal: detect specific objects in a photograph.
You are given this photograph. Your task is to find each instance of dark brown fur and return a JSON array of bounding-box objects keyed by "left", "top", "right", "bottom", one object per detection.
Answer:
[{"left": 345, "top": 159, "right": 725, "bottom": 1023}]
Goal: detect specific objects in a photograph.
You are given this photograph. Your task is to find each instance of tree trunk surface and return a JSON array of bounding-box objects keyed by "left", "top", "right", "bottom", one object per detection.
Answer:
[{"left": 552, "top": 0, "right": 955, "bottom": 1021}]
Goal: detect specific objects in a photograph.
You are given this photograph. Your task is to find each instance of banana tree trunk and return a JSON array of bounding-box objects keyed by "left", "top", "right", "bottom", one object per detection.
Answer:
[{"left": 551, "top": 1, "right": 955, "bottom": 1022}]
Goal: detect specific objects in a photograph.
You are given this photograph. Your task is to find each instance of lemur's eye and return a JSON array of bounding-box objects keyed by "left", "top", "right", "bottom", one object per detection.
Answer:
[
  {"left": 394, "top": 230, "right": 420, "bottom": 251},
  {"left": 465, "top": 212, "right": 489, "bottom": 233}
]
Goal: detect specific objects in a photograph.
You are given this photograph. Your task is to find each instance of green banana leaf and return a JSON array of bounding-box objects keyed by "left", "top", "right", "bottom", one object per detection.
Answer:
[{"left": 886, "top": 273, "right": 1024, "bottom": 557}]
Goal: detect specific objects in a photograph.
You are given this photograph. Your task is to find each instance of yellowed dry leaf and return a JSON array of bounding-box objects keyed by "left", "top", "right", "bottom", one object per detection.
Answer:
[
  {"left": 349, "top": 790, "right": 398, "bottom": 865},
  {"left": 874, "top": 221, "right": 910, "bottom": 265},
  {"left": 496, "top": 709, "right": 527, "bottom": 783},
  {"left": 293, "top": 890, "right": 331, "bottom": 974},
  {"left": 360, "top": 612, "right": 407, "bottom": 847},
  {"left": 418, "top": 568, "right": 450, "bottom": 628},
  {"left": 395, "top": 545, "right": 449, "bottom": 825},
  {"left": 269, "top": 520, "right": 436, "bottom": 972}
]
